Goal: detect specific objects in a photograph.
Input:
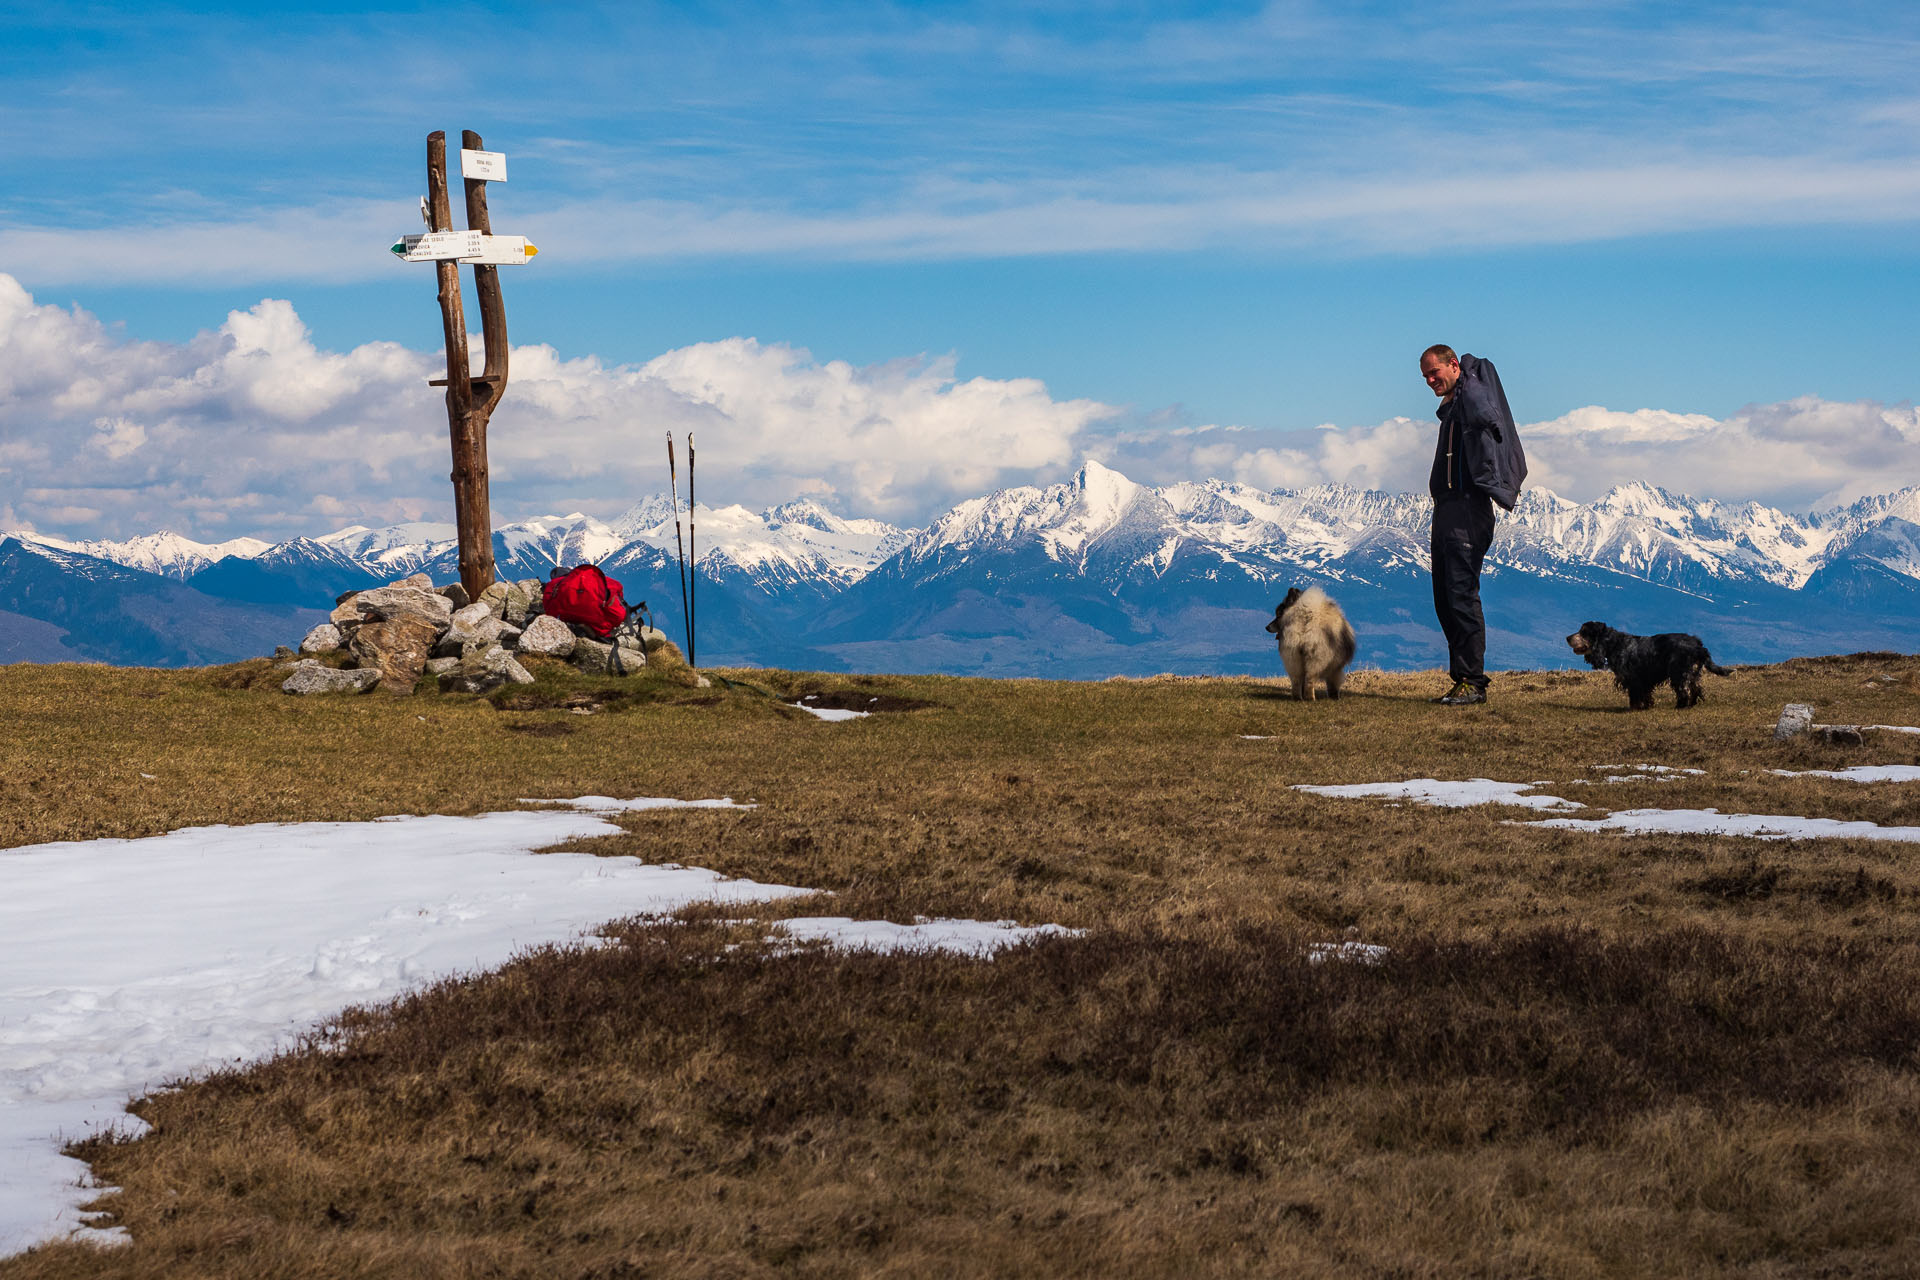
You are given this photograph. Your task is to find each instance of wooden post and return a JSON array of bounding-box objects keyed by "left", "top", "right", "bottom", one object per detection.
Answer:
[{"left": 426, "top": 129, "right": 502, "bottom": 600}]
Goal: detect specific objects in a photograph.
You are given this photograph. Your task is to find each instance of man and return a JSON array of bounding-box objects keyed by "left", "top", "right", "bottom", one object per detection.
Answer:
[{"left": 1419, "top": 344, "right": 1526, "bottom": 706}]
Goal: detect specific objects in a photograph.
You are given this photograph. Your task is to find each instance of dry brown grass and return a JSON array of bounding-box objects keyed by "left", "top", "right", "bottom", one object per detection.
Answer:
[{"left": 3, "top": 651, "right": 1919, "bottom": 1277}]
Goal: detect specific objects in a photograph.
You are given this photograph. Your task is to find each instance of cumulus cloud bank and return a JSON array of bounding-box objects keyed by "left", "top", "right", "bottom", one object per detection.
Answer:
[
  {"left": 0, "top": 276, "right": 1912, "bottom": 542},
  {"left": 1100, "top": 398, "right": 1920, "bottom": 514},
  {"left": 0, "top": 275, "right": 1107, "bottom": 539}
]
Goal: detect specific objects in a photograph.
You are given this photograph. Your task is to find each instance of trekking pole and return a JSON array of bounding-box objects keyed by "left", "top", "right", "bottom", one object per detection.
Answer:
[
  {"left": 687, "top": 431, "right": 697, "bottom": 668},
  {"left": 667, "top": 433, "right": 691, "bottom": 661}
]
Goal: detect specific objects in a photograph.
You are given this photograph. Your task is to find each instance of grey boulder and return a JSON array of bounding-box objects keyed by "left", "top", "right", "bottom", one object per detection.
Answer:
[
  {"left": 300, "top": 623, "right": 343, "bottom": 654},
  {"left": 281, "top": 660, "right": 381, "bottom": 696},
  {"left": 568, "top": 637, "right": 614, "bottom": 672},
  {"left": 339, "top": 585, "right": 455, "bottom": 632},
  {"left": 349, "top": 616, "right": 442, "bottom": 696},
  {"left": 518, "top": 614, "right": 576, "bottom": 658}
]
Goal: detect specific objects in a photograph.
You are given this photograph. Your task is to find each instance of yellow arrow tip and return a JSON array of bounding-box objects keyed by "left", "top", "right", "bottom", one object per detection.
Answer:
[{"left": 524, "top": 243, "right": 539, "bottom": 258}]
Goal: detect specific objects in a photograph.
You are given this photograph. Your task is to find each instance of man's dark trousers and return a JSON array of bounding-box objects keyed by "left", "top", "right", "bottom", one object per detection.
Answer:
[{"left": 1431, "top": 491, "right": 1495, "bottom": 691}]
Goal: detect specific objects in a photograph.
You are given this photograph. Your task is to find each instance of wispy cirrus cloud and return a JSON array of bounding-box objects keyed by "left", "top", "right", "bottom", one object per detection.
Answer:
[
  {"left": 5, "top": 4, "right": 1920, "bottom": 286},
  {"left": 8, "top": 153, "right": 1920, "bottom": 288}
]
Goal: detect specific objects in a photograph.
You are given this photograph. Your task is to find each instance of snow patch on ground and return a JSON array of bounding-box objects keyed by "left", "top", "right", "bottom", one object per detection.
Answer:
[
  {"left": 1306, "top": 941, "right": 1390, "bottom": 966},
  {"left": 1529, "top": 809, "right": 1920, "bottom": 843},
  {"left": 1586, "top": 764, "right": 1706, "bottom": 782},
  {"left": 521, "top": 795, "right": 757, "bottom": 811},
  {"left": 0, "top": 798, "right": 1068, "bottom": 1256},
  {"left": 788, "top": 702, "right": 870, "bottom": 721},
  {"left": 1292, "top": 779, "right": 1584, "bottom": 811},
  {"left": 1769, "top": 766, "right": 1920, "bottom": 783},
  {"left": 1296, "top": 778, "right": 1920, "bottom": 846},
  {"left": 770, "top": 917, "right": 1078, "bottom": 955}
]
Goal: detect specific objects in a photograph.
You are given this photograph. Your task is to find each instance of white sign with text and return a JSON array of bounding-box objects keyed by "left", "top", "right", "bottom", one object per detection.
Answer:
[{"left": 460, "top": 149, "right": 507, "bottom": 182}]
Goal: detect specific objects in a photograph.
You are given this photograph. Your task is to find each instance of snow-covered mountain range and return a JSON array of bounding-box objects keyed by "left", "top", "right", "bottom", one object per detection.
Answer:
[{"left": 5, "top": 462, "right": 1917, "bottom": 673}]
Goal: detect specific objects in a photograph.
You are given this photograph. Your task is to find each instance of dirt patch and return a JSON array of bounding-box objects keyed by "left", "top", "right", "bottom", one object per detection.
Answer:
[
  {"left": 500, "top": 720, "right": 576, "bottom": 737},
  {"left": 791, "top": 688, "right": 942, "bottom": 713},
  {"left": 1779, "top": 651, "right": 1912, "bottom": 670},
  {"left": 492, "top": 688, "right": 634, "bottom": 713}
]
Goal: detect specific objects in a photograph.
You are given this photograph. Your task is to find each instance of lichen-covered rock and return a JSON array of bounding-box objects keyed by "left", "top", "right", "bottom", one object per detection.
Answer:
[
  {"left": 349, "top": 616, "right": 441, "bottom": 696},
  {"left": 281, "top": 659, "right": 381, "bottom": 696},
  {"left": 503, "top": 580, "right": 540, "bottom": 626},
  {"left": 425, "top": 656, "right": 462, "bottom": 677},
  {"left": 437, "top": 603, "right": 505, "bottom": 657},
  {"left": 568, "top": 637, "right": 614, "bottom": 672},
  {"left": 637, "top": 626, "right": 669, "bottom": 652},
  {"left": 439, "top": 582, "right": 471, "bottom": 610},
  {"left": 517, "top": 614, "right": 575, "bottom": 657},
  {"left": 482, "top": 646, "right": 536, "bottom": 685},
  {"left": 387, "top": 572, "right": 433, "bottom": 590},
  {"left": 497, "top": 623, "right": 523, "bottom": 649},
  {"left": 450, "top": 602, "right": 493, "bottom": 630},
  {"left": 438, "top": 667, "right": 504, "bottom": 695},
  {"left": 436, "top": 645, "right": 531, "bottom": 694},
  {"left": 445, "top": 620, "right": 507, "bottom": 659},
  {"left": 479, "top": 581, "right": 512, "bottom": 617},
  {"left": 338, "top": 585, "right": 454, "bottom": 632},
  {"left": 300, "top": 623, "right": 343, "bottom": 654},
  {"left": 608, "top": 643, "right": 646, "bottom": 676},
  {"left": 1775, "top": 703, "right": 1815, "bottom": 740}
]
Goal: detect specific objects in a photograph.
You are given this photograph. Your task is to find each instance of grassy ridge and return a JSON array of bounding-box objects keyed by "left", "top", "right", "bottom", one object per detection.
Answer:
[{"left": 3, "top": 653, "right": 1919, "bottom": 1276}]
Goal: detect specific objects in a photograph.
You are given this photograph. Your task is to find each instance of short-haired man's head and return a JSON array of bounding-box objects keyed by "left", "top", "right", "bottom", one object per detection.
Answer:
[{"left": 1419, "top": 344, "right": 1462, "bottom": 397}]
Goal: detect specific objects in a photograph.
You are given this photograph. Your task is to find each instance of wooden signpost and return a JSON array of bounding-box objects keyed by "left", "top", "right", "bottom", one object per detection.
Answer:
[{"left": 392, "top": 130, "right": 539, "bottom": 601}]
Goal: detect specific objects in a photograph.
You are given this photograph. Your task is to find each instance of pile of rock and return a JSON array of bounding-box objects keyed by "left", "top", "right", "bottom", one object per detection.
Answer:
[{"left": 279, "top": 573, "right": 667, "bottom": 696}]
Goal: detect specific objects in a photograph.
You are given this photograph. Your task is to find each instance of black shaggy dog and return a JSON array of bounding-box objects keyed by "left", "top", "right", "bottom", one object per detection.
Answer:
[{"left": 1566, "top": 621, "right": 1733, "bottom": 710}]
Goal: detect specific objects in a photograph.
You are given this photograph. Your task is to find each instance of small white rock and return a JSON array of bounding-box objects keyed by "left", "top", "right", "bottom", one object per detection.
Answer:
[{"left": 299, "top": 623, "right": 342, "bottom": 654}]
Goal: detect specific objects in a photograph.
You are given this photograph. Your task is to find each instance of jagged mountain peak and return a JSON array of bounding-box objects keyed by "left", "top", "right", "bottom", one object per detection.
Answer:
[
  {"left": 1072, "top": 458, "right": 1141, "bottom": 509},
  {"left": 2, "top": 528, "right": 272, "bottom": 581},
  {"left": 609, "top": 494, "right": 678, "bottom": 539},
  {"left": 764, "top": 498, "right": 843, "bottom": 532}
]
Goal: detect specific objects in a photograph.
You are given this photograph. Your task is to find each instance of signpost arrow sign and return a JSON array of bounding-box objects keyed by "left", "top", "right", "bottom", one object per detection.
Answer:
[
  {"left": 389, "top": 231, "right": 538, "bottom": 264},
  {"left": 390, "top": 229, "right": 484, "bottom": 261},
  {"left": 459, "top": 235, "right": 539, "bottom": 265}
]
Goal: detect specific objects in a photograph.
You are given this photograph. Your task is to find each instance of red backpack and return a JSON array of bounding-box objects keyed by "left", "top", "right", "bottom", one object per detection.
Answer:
[{"left": 542, "top": 565, "right": 629, "bottom": 639}]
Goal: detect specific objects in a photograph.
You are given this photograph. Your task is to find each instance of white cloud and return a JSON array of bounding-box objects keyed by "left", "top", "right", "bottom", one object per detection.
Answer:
[
  {"left": 87, "top": 417, "right": 148, "bottom": 460},
  {"left": 1, "top": 275, "right": 1913, "bottom": 544},
  {"left": 0, "top": 276, "right": 1111, "bottom": 540},
  {"left": 1097, "top": 400, "right": 1920, "bottom": 513},
  {"left": 1523, "top": 400, "right": 1920, "bottom": 508},
  {"left": 7, "top": 156, "right": 1920, "bottom": 286}
]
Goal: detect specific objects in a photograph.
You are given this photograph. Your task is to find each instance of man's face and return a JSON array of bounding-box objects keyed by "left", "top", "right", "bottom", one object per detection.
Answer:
[{"left": 1421, "top": 354, "right": 1461, "bottom": 398}]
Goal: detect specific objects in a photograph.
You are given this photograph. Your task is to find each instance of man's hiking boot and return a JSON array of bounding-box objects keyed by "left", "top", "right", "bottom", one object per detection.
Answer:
[
  {"left": 1438, "top": 682, "right": 1487, "bottom": 706},
  {"left": 1431, "top": 679, "right": 1471, "bottom": 703}
]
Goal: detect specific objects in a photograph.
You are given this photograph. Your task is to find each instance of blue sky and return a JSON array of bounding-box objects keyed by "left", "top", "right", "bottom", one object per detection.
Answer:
[{"left": 2, "top": 1, "right": 1918, "bottom": 539}]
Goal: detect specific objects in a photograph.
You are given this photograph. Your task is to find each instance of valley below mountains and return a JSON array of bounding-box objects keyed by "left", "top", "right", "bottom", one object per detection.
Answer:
[{"left": 4, "top": 461, "right": 1917, "bottom": 676}]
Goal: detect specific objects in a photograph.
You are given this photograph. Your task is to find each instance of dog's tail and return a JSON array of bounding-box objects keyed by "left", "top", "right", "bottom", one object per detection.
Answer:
[{"left": 1703, "top": 649, "right": 1733, "bottom": 677}]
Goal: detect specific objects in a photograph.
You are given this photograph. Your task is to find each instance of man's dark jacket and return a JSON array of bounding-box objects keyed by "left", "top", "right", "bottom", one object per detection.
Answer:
[{"left": 1429, "top": 353, "right": 1526, "bottom": 511}]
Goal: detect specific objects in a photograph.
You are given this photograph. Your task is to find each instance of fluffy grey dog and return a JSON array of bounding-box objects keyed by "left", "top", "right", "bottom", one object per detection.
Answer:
[{"left": 1266, "top": 587, "right": 1356, "bottom": 701}]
